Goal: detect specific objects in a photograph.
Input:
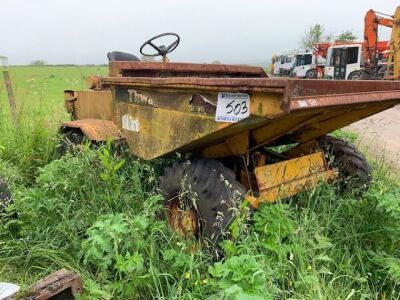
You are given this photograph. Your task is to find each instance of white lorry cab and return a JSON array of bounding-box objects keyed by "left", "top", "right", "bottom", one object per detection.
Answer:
[
  {"left": 273, "top": 54, "right": 296, "bottom": 76},
  {"left": 292, "top": 52, "right": 326, "bottom": 79},
  {"left": 324, "top": 44, "right": 363, "bottom": 80}
]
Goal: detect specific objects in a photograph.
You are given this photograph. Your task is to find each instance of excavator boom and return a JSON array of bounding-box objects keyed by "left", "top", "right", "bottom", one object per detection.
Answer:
[{"left": 363, "top": 9, "right": 393, "bottom": 68}]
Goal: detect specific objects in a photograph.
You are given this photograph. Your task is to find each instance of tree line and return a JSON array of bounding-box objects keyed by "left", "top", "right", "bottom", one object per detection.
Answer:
[{"left": 301, "top": 24, "right": 358, "bottom": 49}]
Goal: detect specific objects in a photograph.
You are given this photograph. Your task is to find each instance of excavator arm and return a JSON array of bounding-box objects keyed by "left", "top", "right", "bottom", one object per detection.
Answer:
[{"left": 363, "top": 9, "right": 393, "bottom": 69}]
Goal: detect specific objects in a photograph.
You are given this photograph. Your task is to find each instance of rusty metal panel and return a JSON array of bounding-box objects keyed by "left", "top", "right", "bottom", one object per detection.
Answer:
[
  {"left": 113, "top": 85, "right": 285, "bottom": 117},
  {"left": 250, "top": 152, "right": 335, "bottom": 206},
  {"left": 250, "top": 114, "right": 316, "bottom": 148},
  {"left": 290, "top": 90, "right": 400, "bottom": 110},
  {"left": 109, "top": 61, "right": 268, "bottom": 78},
  {"left": 201, "top": 131, "right": 249, "bottom": 158},
  {"left": 61, "top": 119, "right": 122, "bottom": 141},
  {"left": 112, "top": 85, "right": 288, "bottom": 159},
  {"left": 64, "top": 90, "right": 77, "bottom": 115},
  {"left": 102, "top": 77, "right": 286, "bottom": 93},
  {"left": 72, "top": 69, "right": 400, "bottom": 159},
  {"left": 111, "top": 82, "right": 400, "bottom": 158},
  {"left": 75, "top": 90, "right": 115, "bottom": 121},
  {"left": 26, "top": 269, "right": 83, "bottom": 300},
  {"left": 115, "top": 101, "right": 229, "bottom": 160},
  {"left": 248, "top": 170, "right": 334, "bottom": 207},
  {"left": 290, "top": 102, "right": 397, "bottom": 143},
  {"left": 288, "top": 79, "right": 400, "bottom": 97},
  {"left": 255, "top": 152, "right": 327, "bottom": 190},
  {"left": 102, "top": 76, "right": 400, "bottom": 97}
]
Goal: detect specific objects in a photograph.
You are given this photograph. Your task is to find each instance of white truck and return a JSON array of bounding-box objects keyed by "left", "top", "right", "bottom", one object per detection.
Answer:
[
  {"left": 292, "top": 51, "right": 326, "bottom": 79},
  {"left": 272, "top": 54, "right": 296, "bottom": 76},
  {"left": 324, "top": 44, "right": 364, "bottom": 80}
]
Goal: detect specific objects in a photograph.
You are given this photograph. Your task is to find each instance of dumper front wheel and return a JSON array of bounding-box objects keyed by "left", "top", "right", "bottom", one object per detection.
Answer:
[
  {"left": 57, "top": 130, "right": 86, "bottom": 156},
  {"left": 325, "top": 136, "right": 372, "bottom": 194},
  {"left": 159, "top": 159, "right": 246, "bottom": 249}
]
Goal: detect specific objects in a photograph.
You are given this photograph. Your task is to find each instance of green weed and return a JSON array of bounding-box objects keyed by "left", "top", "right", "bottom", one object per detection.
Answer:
[
  {"left": 1, "top": 137, "right": 399, "bottom": 299},
  {"left": 0, "top": 66, "right": 399, "bottom": 299}
]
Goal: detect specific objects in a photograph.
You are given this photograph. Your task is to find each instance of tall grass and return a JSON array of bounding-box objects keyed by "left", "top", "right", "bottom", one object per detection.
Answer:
[
  {"left": 0, "top": 113, "right": 399, "bottom": 299},
  {"left": 0, "top": 109, "right": 60, "bottom": 183},
  {"left": 0, "top": 67, "right": 400, "bottom": 298}
]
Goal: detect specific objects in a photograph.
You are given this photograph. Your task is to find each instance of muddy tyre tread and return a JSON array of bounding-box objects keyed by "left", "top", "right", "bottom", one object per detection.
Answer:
[
  {"left": 326, "top": 136, "right": 372, "bottom": 192},
  {"left": 57, "top": 130, "right": 86, "bottom": 156},
  {"left": 159, "top": 159, "right": 245, "bottom": 248}
]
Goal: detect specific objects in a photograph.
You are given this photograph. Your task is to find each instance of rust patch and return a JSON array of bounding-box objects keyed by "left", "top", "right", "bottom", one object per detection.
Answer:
[
  {"left": 74, "top": 90, "right": 115, "bottom": 121},
  {"left": 109, "top": 61, "right": 268, "bottom": 78},
  {"left": 64, "top": 90, "right": 77, "bottom": 116},
  {"left": 167, "top": 197, "right": 199, "bottom": 239},
  {"left": 189, "top": 94, "right": 216, "bottom": 115},
  {"left": 61, "top": 119, "right": 122, "bottom": 141},
  {"left": 26, "top": 269, "right": 83, "bottom": 300},
  {"left": 291, "top": 90, "right": 400, "bottom": 110},
  {"left": 102, "top": 77, "right": 286, "bottom": 93},
  {"left": 86, "top": 75, "right": 102, "bottom": 89}
]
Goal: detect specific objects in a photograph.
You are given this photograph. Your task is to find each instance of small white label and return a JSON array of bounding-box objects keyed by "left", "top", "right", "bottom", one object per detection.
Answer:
[
  {"left": 298, "top": 99, "right": 318, "bottom": 108},
  {"left": 122, "top": 115, "right": 140, "bottom": 132},
  {"left": 298, "top": 100, "right": 309, "bottom": 108},
  {"left": 215, "top": 92, "right": 250, "bottom": 123}
]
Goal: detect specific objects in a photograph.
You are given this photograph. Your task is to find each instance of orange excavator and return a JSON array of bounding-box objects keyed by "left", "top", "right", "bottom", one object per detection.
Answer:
[{"left": 362, "top": 6, "right": 400, "bottom": 79}]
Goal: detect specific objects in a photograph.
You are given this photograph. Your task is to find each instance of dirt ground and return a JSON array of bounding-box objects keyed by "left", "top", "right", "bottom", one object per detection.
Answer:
[{"left": 347, "top": 105, "right": 400, "bottom": 172}]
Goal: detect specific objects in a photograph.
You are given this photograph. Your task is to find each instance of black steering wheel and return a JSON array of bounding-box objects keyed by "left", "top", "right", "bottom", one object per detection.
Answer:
[{"left": 140, "top": 33, "right": 180, "bottom": 61}]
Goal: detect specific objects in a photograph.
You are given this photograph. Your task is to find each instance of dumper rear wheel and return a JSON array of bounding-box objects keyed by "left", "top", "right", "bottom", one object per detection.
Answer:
[
  {"left": 325, "top": 136, "right": 372, "bottom": 194},
  {"left": 159, "top": 159, "right": 246, "bottom": 250}
]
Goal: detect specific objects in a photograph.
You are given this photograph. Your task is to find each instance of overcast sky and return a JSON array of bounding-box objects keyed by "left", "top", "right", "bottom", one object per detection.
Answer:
[{"left": 0, "top": 0, "right": 397, "bottom": 65}]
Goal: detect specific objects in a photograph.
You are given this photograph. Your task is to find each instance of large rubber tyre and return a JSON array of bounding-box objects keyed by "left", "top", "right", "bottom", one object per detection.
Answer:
[
  {"left": 306, "top": 69, "right": 317, "bottom": 79},
  {"left": 159, "top": 159, "right": 246, "bottom": 249},
  {"left": 325, "top": 136, "right": 372, "bottom": 194},
  {"left": 57, "top": 130, "right": 124, "bottom": 157},
  {"left": 0, "top": 176, "right": 12, "bottom": 213}
]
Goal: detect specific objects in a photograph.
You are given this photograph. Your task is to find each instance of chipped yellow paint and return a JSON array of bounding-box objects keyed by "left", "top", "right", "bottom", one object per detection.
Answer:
[
  {"left": 116, "top": 102, "right": 229, "bottom": 160},
  {"left": 113, "top": 88, "right": 293, "bottom": 159},
  {"left": 249, "top": 152, "right": 335, "bottom": 207},
  {"left": 201, "top": 131, "right": 249, "bottom": 158},
  {"left": 250, "top": 91, "right": 285, "bottom": 117},
  {"left": 255, "top": 152, "right": 327, "bottom": 190},
  {"left": 64, "top": 77, "right": 400, "bottom": 161}
]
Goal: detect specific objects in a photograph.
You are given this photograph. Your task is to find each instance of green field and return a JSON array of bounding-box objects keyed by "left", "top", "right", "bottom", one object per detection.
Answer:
[
  {"left": 1, "top": 66, "right": 400, "bottom": 299},
  {"left": 0, "top": 66, "right": 107, "bottom": 114}
]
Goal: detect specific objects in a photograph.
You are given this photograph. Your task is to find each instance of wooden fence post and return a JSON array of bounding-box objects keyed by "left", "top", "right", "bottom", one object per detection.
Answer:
[{"left": 2, "top": 70, "right": 17, "bottom": 123}]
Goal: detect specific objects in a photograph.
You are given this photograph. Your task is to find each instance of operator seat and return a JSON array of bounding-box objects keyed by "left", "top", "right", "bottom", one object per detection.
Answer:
[{"left": 107, "top": 51, "right": 140, "bottom": 62}]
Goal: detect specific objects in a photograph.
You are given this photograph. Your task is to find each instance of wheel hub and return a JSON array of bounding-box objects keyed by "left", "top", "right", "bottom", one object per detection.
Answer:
[{"left": 167, "top": 197, "right": 199, "bottom": 239}]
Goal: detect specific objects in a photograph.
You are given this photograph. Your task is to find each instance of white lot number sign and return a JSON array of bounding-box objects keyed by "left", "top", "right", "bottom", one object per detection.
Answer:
[{"left": 215, "top": 92, "right": 250, "bottom": 123}]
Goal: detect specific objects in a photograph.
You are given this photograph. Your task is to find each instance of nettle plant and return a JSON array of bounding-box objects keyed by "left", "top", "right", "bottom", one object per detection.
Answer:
[
  {"left": 208, "top": 254, "right": 273, "bottom": 299},
  {"left": 80, "top": 200, "right": 167, "bottom": 298}
]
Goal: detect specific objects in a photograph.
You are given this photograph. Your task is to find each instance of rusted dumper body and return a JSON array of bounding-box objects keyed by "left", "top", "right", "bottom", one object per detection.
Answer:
[
  {"left": 62, "top": 59, "right": 400, "bottom": 242},
  {"left": 64, "top": 61, "right": 400, "bottom": 159}
]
